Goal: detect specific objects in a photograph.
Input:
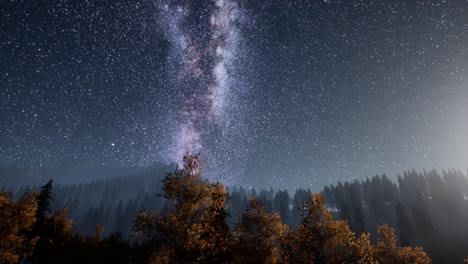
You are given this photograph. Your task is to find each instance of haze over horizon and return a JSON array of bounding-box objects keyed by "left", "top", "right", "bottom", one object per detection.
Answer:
[{"left": 1, "top": 0, "right": 467, "bottom": 190}]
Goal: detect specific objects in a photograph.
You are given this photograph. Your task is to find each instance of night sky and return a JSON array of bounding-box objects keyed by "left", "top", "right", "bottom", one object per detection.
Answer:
[{"left": 1, "top": 0, "right": 467, "bottom": 190}]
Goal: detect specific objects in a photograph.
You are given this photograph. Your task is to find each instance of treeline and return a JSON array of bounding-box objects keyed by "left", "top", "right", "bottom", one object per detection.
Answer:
[
  {"left": 2, "top": 155, "right": 467, "bottom": 263},
  {"left": 12, "top": 166, "right": 170, "bottom": 236},
  {"left": 10, "top": 166, "right": 312, "bottom": 237},
  {"left": 1, "top": 154, "right": 432, "bottom": 263},
  {"left": 130, "top": 155, "right": 430, "bottom": 263},
  {"left": 322, "top": 169, "right": 468, "bottom": 264}
]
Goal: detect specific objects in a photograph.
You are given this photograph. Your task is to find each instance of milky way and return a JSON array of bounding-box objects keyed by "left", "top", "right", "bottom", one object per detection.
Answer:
[{"left": 152, "top": 0, "right": 252, "bottom": 184}]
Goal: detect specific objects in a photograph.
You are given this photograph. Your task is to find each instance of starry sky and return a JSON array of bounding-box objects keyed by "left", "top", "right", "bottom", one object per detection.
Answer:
[{"left": 1, "top": 0, "right": 467, "bottom": 190}]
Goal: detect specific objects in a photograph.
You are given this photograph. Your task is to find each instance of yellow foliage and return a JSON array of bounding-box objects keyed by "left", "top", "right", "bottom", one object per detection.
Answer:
[
  {"left": 149, "top": 247, "right": 175, "bottom": 264},
  {"left": 376, "top": 224, "right": 431, "bottom": 264},
  {"left": 233, "top": 198, "right": 289, "bottom": 264},
  {"left": 352, "top": 233, "right": 378, "bottom": 264},
  {"left": 46, "top": 208, "right": 74, "bottom": 234},
  {"left": 133, "top": 154, "right": 233, "bottom": 263},
  {"left": 0, "top": 191, "right": 38, "bottom": 264},
  {"left": 92, "top": 224, "right": 105, "bottom": 241},
  {"left": 287, "top": 194, "right": 357, "bottom": 263}
]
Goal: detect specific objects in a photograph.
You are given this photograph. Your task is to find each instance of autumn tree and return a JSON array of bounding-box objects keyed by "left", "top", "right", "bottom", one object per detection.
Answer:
[
  {"left": 191, "top": 182, "right": 232, "bottom": 262},
  {"left": 0, "top": 191, "right": 38, "bottom": 264},
  {"left": 284, "top": 193, "right": 376, "bottom": 264},
  {"left": 132, "top": 154, "right": 232, "bottom": 263},
  {"left": 352, "top": 233, "right": 378, "bottom": 264},
  {"left": 375, "top": 224, "right": 431, "bottom": 264},
  {"left": 233, "top": 198, "right": 289, "bottom": 264}
]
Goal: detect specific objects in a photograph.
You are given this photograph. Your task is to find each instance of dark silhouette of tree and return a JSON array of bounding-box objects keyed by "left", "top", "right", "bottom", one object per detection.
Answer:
[
  {"left": 35, "top": 179, "right": 53, "bottom": 224},
  {"left": 411, "top": 193, "right": 435, "bottom": 248},
  {"left": 291, "top": 188, "right": 311, "bottom": 224},
  {"left": 273, "top": 189, "right": 290, "bottom": 224},
  {"left": 394, "top": 200, "right": 415, "bottom": 246},
  {"left": 28, "top": 179, "right": 75, "bottom": 264},
  {"left": 346, "top": 180, "right": 365, "bottom": 234}
]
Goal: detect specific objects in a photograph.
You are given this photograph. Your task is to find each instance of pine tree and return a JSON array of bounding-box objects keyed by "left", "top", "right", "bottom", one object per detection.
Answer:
[
  {"left": 35, "top": 179, "right": 53, "bottom": 225},
  {"left": 394, "top": 200, "right": 414, "bottom": 246}
]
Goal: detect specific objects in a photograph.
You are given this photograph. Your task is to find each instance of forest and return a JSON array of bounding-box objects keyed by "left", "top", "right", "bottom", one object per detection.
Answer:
[{"left": 1, "top": 154, "right": 467, "bottom": 263}]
